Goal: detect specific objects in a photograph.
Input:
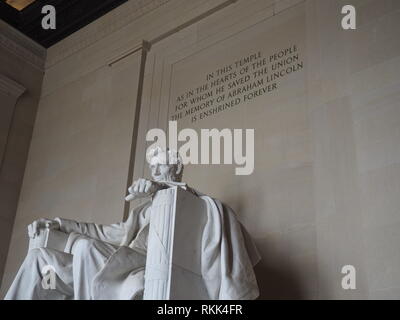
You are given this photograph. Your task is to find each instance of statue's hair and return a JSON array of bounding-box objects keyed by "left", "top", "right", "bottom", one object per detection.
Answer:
[{"left": 146, "top": 146, "right": 183, "bottom": 166}]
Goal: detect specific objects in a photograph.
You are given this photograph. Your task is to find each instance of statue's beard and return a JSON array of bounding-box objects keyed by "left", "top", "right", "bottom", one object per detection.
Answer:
[{"left": 153, "top": 172, "right": 178, "bottom": 182}]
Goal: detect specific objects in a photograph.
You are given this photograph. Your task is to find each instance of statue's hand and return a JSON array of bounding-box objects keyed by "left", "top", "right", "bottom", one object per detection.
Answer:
[
  {"left": 27, "top": 218, "right": 60, "bottom": 239},
  {"left": 125, "top": 178, "right": 164, "bottom": 201}
]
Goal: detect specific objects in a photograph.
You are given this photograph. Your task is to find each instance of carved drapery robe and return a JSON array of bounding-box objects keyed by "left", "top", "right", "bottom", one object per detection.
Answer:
[{"left": 6, "top": 186, "right": 260, "bottom": 300}]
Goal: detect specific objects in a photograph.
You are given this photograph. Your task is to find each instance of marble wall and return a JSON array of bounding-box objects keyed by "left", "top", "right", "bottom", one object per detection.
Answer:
[
  {"left": 1, "top": 0, "right": 400, "bottom": 299},
  {"left": 132, "top": 0, "right": 400, "bottom": 299}
]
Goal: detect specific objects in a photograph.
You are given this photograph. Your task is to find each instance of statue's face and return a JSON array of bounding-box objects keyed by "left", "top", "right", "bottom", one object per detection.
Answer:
[
  {"left": 150, "top": 163, "right": 178, "bottom": 182},
  {"left": 149, "top": 154, "right": 179, "bottom": 182}
]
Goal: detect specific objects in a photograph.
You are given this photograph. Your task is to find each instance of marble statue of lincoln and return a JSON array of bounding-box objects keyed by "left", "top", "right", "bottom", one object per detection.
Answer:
[{"left": 5, "top": 147, "right": 260, "bottom": 300}]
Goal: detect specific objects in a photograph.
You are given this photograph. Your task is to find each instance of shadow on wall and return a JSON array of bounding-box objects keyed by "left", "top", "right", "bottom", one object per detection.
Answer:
[
  {"left": 225, "top": 188, "right": 316, "bottom": 300},
  {"left": 254, "top": 243, "right": 305, "bottom": 300}
]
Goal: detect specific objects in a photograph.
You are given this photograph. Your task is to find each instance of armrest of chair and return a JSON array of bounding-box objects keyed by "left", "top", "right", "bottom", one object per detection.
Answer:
[{"left": 28, "top": 228, "right": 69, "bottom": 252}]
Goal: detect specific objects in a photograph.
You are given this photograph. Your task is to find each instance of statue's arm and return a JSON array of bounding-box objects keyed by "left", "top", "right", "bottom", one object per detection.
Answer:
[{"left": 54, "top": 217, "right": 126, "bottom": 246}]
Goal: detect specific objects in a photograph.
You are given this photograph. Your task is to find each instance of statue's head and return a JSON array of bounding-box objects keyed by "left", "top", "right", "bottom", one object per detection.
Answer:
[{"left": 146, "top": 147, "right": 183, "bottom": 182}]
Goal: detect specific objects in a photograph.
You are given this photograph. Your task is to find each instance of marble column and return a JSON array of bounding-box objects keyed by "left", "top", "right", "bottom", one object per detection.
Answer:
[
  {"left": 0, "top": 74, "right": 25, "bottom": 164},
  {"left": 0, "top": 73, "right": 26, "bottom": 286}
]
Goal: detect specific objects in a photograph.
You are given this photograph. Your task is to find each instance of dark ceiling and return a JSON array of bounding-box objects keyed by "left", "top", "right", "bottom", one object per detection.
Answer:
[
  {"left": 4, "top": 1, "right": 36, "bottom": 11},
  {"left": 0, "top": 0, "right": 128, "bottom": 48}
]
